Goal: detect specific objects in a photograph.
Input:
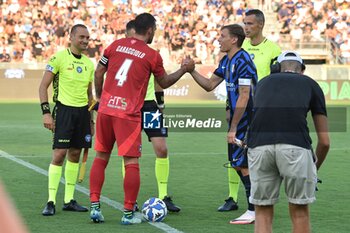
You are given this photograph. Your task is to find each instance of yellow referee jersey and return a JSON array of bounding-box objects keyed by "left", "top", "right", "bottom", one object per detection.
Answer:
[
  {"left": 46, "top": 49, "right": 94, "bottom": 107},
  {"left": 243, "top": 38, "right": 281, "bottom": 80}
]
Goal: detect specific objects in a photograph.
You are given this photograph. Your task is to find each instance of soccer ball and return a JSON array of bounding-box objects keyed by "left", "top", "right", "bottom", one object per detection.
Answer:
[{"left": 142, "top": 197, "right": 167, "bottom": 222}]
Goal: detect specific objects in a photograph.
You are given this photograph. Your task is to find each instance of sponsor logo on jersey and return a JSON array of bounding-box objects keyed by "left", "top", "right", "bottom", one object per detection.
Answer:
[
  {"left": 107, "top": 96, "right": 127, "bottom": 110},
  {"left": 226, "top": 82, "right": 236, "bottom": 92},
  {"left": 73, "top": 60, "right": 84, "bottom": 65}
]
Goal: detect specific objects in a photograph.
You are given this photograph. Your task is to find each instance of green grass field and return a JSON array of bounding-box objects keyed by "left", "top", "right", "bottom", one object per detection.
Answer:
[{"left": 0, "top": 103, "right": 349, "bottom": 233}]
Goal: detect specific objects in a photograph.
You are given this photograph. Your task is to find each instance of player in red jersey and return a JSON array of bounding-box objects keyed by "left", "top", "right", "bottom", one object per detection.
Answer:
[{"left": 89, "top": 13, "right": 194, "bottom": 225}]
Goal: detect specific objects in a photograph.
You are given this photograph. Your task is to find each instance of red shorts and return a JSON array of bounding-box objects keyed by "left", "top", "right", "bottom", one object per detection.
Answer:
[{"left": 94, "top": 113, "right": 141, "bottom": 157}]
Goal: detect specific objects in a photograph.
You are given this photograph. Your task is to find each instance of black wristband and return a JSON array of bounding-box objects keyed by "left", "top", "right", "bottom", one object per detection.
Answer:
[
  {"left": 41, "top": 102, "right": 51, "bottom": 115},
  {"left": 155, "top": 91, "right": 164, "bottom": 105}
]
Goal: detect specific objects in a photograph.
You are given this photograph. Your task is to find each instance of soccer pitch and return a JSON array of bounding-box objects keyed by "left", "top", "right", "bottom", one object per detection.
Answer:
[{"left": 0, "top": 103, "right": 349, "bottom": 233}]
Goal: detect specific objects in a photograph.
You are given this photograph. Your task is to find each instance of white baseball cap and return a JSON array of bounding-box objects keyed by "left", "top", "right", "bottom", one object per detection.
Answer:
[{"left": 277, "top": 51, "right": 304, "bottom": 64}]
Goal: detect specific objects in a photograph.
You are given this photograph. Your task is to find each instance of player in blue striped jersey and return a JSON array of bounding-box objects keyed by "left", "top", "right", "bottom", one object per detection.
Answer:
[{"left": 189, "top": 24, "right": 257, "bottom": 224}]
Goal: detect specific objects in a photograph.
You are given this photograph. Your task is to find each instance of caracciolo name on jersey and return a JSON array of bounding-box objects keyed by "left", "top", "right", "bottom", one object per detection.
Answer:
[{"left": 116, "top": 45, "right": 146, "bottom": 58}]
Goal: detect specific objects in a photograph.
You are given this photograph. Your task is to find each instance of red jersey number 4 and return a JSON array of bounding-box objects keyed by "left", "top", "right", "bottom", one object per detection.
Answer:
[{"left": 115, "top": 58, "right": 133, "bottom": 86}]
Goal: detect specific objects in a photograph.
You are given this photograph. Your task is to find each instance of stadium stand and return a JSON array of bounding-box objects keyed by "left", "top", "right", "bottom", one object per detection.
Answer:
[{"left": 0, "top": 0, "right": 349, "bottom": 64}]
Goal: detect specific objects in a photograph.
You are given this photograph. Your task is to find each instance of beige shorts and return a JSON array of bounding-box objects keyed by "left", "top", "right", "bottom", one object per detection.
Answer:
[{"left": 248, "top": 144, "right": 317, "bottom": 205}]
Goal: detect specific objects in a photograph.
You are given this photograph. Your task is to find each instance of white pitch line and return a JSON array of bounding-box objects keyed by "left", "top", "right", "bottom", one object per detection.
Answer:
[
  {"left": 0, "top": 149, "right": 184, "bottom": 233},
  {"left": 0, "top": 152, "right": 225, "bottom": 158},
  {"left": 2, "top": 147, "right": 349, "bottom": 159}
]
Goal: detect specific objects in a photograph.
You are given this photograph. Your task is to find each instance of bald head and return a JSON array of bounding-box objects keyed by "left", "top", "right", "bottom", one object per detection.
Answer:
[{"left": 280, "top": 61, "right": 303, "bottom": 73}]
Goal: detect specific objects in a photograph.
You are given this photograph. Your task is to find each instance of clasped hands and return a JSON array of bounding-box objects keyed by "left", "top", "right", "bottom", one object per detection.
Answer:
[{"left": 180, "top": 56, "right": 195, "bottom": 73}]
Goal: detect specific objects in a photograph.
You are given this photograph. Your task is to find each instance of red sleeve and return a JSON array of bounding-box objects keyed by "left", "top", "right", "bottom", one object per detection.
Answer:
[{"left": 152, "top": 52, "right": 166, "bottom": 79}]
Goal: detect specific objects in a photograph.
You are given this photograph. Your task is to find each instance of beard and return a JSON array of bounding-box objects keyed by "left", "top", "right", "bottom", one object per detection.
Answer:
[
  {"left": 147, "top": 30, "right": 155, "bottom": 44},
  {"left": 147, "top": 36, "right": 154, "bottom": 44}
]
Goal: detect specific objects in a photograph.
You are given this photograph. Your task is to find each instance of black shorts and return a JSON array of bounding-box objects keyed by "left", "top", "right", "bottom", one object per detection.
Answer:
[
  {"left": 141, "top": 100, "right": 168, "bottom": 141},
  {"left": 228, "top": 144, "right": 248, "bottom": 168},
  {"left": 52, "top": 102, "right": 92, "bottom": 149}
]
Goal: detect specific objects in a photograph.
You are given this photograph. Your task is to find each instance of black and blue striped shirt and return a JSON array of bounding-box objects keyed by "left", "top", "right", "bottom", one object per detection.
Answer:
[{"left": 214, "top": 49, "right": 258, "bottom": 130}]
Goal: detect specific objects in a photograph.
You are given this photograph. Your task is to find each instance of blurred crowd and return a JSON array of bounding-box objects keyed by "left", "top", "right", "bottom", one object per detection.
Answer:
[
  {"left": 0, "top": 0, "right": 349, "bottom": 64},
  {"left": 276, "top": 0, "right": 350, "bottom": 63}
]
